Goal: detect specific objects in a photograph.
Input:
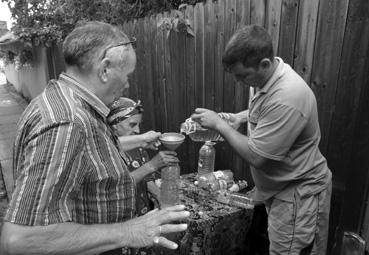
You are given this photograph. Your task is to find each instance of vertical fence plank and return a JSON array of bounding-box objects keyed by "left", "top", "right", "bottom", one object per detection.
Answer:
[
  {"left": 193, "top": 3, "right": 205, "bottom": 173},
  {"left": 156, "top": 13, "right": 168, "bottom": 132},
  {"left": 162, "top": 12, "right": 173, "bottom": 132},
  {"left": 310, "top": 0, "right": 349, "bottom": 251},
  {"left": 293, "top": 0, "right": 319, "bottom": 84},
  {"left": 236, "top": 0, "right": 250, "bottom": 29},
  {"left": 177, "top": 29, "right": 187, "bottom": 130},
  {"left": 150, "top": 14, "right": 162, "bottom": 132},
  {"left": 357, "top": 33, "right": 369, "bottom": 248},
  {"left": 213, "top": 0, "right": 225, "bottom": 113},
  {"left": 184, "top": 5, "right": 197, "bottom": 173},
  {"left": 329, "top": 0, "right": 369, "bottom": 235},
  {"left": 194, "top": 3, "right": 205, "bottom": 108},
  {"left": 220, "top": 0, "right": 237, "bottom": 172},
  {"left": 212, "top": 0, "right": 228, "bottom": 172},
  {"left": 222, "top": 0, "right": 237, "bottom": 114},
  {"left": 250, "top": 0, "right": 266, "bottom": 26},
  {"left": 266, "top": 0, "right": 282, "bottom": 52},
  {"left": 129, "top": 20, "right": 140, "bottom": 100},
  {"left": 166, "top": 10, "right": 179, "bottom": 133},
  {"left": 141, "top": 16, "right": 155, "bottom": 131},
  {"left": 204, "top": 0, "right": 216, "bottom": 109},
  {"left": 234, "top": 0, "right": 252, "bottom": 181},
  {"left": 136, "top": 19, "right": 145, "bottom": 102},
  {"left": 311, "top": 0, "right": 349, "bottom": 156},
  {"left": 278, "top": 0, "right": 299, "bottom": 64},
  {"left": 123, "top": 21, "right": 135, "bottom": 97},
  {"left": 171, "top": 9, "right": 189, "bottom": 170}
]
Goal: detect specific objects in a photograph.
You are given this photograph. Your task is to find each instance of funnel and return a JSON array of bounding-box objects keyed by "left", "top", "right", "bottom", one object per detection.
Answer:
[{"left": 159, "top": 132, "right": 185, "bottom": 151}]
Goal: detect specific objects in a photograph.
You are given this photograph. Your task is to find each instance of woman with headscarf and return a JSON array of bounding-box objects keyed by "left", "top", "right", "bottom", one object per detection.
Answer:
[{"left": 108, "top": 97, "right": 179, "bottom": 216}]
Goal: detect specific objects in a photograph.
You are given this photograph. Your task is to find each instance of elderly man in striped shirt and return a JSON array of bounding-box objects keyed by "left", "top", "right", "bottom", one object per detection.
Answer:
[{"left": 0, "top": 21, "right": 189, "bottom": 255}]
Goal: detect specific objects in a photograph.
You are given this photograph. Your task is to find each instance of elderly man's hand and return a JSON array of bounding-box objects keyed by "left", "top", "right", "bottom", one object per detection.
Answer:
[
  {"left": 146, "top": 151, "right": 179, "bottom": 172},
  {"left": 191, "top": 108, "right": 223, "bottom": 130},
  {"left": 140, "top": 131, "right": 161, "bottom": 150},
  {"left": 126, "top": 205, "right": 189, "bottom": 249}
]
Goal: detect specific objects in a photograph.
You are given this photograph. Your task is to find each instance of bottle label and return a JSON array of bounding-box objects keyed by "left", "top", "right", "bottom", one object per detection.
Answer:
[{"left": 218, "top": 180, "right": 227, "bottom": 190}]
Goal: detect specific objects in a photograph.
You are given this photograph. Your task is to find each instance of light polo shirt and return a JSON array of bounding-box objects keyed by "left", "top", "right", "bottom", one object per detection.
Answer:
[
  {"left": 248, "top": 57, "right": 331, "bottom": 201},
  {"left": 6, "top": 73, "right": 136, "bottom": 225}
]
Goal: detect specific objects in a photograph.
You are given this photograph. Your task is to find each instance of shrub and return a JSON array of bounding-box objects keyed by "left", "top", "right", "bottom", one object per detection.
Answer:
[{"left": 2, "top": 0, "right": 205, "bottom": 47}]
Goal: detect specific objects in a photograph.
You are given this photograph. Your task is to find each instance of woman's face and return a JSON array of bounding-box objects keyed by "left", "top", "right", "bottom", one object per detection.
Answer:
[{"left": 114, "top": 113, "right": 142, "bottom": 136}]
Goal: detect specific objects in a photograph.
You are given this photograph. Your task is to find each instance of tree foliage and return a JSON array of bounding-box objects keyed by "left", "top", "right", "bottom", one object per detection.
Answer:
[{"left": 2, "top": 0, "right": 204, "bottom": 47}]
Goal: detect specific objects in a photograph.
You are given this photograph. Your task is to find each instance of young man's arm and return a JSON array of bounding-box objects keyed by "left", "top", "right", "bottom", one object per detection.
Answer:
[
  {"left": 217, "top": 122, "right": 268, "bottom": 168},
  {"left": 192, "top": 108, "right": 268, "bottom": 168}
]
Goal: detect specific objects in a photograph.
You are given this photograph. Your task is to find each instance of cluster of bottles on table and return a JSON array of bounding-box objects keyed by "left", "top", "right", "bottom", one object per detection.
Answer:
[
  {"left": 160, "top": 112, "right": 253, "bottom": 209},
  {"left": 160, "top": 168, "right": 253, "bottom": 209},
  {"left": 195, "top": 170, "right": 253, "bottom": 209}
]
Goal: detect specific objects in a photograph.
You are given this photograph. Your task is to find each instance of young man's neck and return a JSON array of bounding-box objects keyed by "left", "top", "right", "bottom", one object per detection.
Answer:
[{"left": 256, "top": 57, "right": 279, "bottom": 91}]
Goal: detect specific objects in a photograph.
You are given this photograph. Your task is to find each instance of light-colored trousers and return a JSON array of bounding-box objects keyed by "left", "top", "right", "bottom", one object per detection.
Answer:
[{"left": 265, "top": 182, "right": 332, "bottom": 255}]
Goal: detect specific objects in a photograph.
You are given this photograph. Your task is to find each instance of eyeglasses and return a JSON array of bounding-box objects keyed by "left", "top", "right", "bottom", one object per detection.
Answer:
[{"left": 101, "top": 37, "right": 137, "bottom": 59}]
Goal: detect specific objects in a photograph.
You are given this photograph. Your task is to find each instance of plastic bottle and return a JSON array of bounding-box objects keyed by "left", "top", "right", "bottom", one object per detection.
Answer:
[
  {"left": 197, "top": 170, "right": 234, "bottom": 190},
  {"left": 160, "top": 164, "right": 180, "bottom": 208},
  {"left": 228, "top": 193, "right": 254, "bottom": 209},
  {"left": 208, "top": 179, "right": 234, "bottom": 191},
  {"left": 197, "top": 141, "right": 216, "bottom": 176},
  {"left": 228, "top": 180, "right": 248, "bottom": 193},
  {"left": 213, "top": 169, "right": 234, "bottom": 181},
  {"left": 215, "top": 191, "right": 254, "bottom": 209}
]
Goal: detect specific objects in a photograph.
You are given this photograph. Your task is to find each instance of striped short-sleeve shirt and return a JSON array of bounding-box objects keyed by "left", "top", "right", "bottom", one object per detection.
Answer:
[{"left": 5, "top": 73, "right": 136, "bottom": 225}]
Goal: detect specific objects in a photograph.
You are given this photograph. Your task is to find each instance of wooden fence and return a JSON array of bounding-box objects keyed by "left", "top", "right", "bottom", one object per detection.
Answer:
[{"left": 119, "top": 0, "right": 369, "bottom": 253}]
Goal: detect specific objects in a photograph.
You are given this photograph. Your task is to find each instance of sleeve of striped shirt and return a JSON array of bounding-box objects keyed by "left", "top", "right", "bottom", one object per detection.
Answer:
[{"left": 6, "top": 122, "right": 87, "bottom": 226}]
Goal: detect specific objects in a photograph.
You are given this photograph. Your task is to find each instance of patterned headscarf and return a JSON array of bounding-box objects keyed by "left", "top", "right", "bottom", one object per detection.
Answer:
[{"left": 107, "top": 97, "right": 143, "bottom": 126}]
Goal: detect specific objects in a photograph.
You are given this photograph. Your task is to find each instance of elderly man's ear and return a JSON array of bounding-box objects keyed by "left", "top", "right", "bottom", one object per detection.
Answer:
[{"left": 98, "top": 59, "right": 111, "bottom": 83}]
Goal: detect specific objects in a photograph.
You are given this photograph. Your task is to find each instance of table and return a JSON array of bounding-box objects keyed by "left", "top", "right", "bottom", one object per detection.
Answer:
[{"left": 153, "top": 174, "right": 254, "bottom": 255}]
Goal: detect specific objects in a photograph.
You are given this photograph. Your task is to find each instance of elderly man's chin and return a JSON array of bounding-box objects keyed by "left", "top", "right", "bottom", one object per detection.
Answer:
[{"left": 107, "top": 95, "right": 120, "bottom": 108}]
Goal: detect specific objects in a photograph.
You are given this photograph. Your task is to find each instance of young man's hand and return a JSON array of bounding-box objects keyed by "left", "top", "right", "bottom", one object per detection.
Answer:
[{"left": 191, "top": 108, "right": 223, "bottom": 130}]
